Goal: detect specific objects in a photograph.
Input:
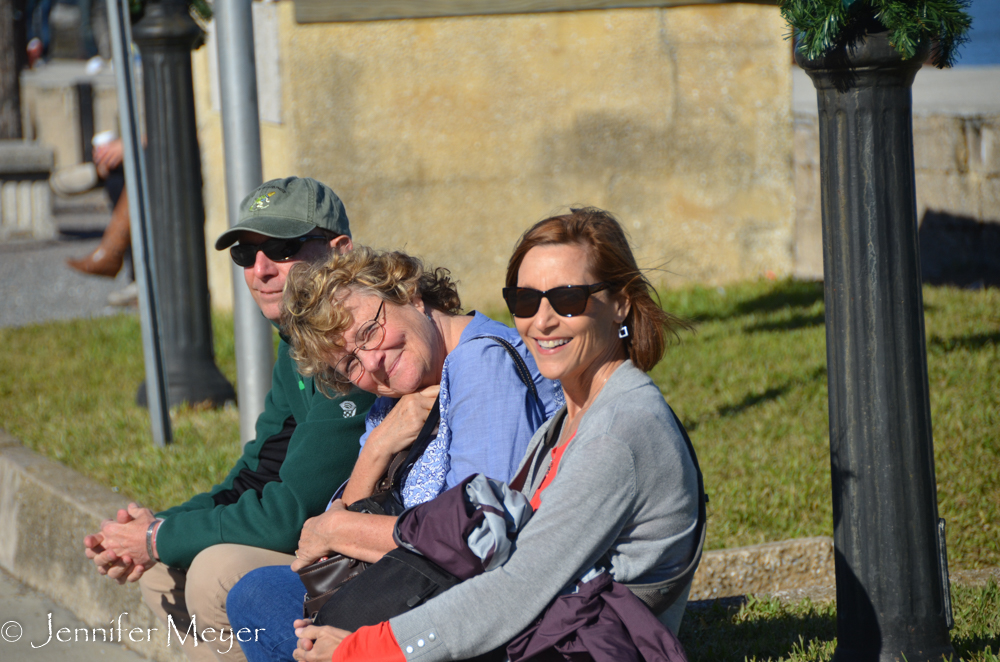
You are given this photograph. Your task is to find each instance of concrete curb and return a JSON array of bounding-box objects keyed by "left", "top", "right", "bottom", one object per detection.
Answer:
[
  {"left": 690, "top": 536, "right": 835, "bottom": 601},
  {"left": 0, "top": 431, "right": 184, "bottom": 662}
]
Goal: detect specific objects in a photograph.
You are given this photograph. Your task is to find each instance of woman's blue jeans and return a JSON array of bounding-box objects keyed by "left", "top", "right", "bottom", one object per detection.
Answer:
[{"left": 227, "top": 565, "right": 305, "bottom": 662}]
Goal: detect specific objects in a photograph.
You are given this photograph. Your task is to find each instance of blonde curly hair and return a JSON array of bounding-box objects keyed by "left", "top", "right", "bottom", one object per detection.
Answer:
[{"left": 282, "top": 246, "right": 462, "bottom": 395}]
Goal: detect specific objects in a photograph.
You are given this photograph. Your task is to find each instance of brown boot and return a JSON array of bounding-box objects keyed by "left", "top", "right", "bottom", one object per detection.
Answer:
[{"left": 67, "top": 190, "right": 131, "bottom": 278}]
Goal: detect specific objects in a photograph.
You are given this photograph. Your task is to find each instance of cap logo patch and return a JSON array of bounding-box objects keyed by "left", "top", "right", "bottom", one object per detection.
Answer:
[{"left": 249, "top": 191, "right": 277, "bottom": 211}]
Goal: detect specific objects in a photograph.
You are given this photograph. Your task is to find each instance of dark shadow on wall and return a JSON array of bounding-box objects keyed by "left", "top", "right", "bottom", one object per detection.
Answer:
[{"left": 919, "top": 211, "right": 1000, "bottom": 288}]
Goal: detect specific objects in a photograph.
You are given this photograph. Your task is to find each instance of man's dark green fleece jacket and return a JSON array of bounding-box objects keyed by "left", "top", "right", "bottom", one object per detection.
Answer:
[{"left": 154, "top": 336, "right": 376, "bottom": 569}]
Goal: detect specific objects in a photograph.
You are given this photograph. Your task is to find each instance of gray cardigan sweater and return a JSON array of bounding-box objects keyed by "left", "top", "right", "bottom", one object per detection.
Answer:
[{"left": 389, "top": 360, "right": 701, "bottom": 661}]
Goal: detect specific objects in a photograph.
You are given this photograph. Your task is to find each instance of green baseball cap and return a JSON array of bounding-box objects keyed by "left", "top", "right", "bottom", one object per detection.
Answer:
[{"left": 214, "top": 176, "right": 352, "bottom": 250}]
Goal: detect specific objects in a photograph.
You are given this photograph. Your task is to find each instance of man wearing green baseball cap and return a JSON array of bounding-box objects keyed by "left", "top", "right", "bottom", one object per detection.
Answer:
[{"left": 84, "top": 177, "right": 376, "bottom": 662}]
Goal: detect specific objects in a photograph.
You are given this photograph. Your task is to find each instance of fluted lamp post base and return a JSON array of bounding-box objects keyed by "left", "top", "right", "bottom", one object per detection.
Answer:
[{"left": 797, "top": 20, "right": 955, "bottom": 662}]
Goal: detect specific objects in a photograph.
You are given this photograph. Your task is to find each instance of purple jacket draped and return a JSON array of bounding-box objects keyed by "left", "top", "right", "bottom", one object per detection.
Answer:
[{"left": 393, "top": 474, "right": 689, "bottom": 662}]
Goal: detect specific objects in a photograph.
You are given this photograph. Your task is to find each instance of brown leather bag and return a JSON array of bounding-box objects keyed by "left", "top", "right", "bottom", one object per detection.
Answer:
[
  {"left": 296, "top": 399, "right": 441, "bottom": 618},
  {"left": 297, "top": 554, "right": 370, "bottom": 618}
]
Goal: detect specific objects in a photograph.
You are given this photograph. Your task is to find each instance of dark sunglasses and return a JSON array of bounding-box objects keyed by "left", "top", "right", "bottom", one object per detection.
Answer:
[
  {"left": 502, "top": 282, "right": 611, "bottom": 318},
  {"left": 229, "top": 235, "right": 327, "bottom": 268}
]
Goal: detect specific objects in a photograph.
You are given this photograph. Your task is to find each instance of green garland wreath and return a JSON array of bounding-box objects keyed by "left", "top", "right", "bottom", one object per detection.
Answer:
[{"left": 781, "top": 0, "right": 973, "bottom": 68}]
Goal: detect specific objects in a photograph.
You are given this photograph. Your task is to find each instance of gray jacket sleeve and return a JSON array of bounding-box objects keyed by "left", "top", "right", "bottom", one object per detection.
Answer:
[
  {"left": 389, "top": 433, "right": 640, "bottom": 661},
  {"left": 389, "top": 362, "right": 700, "bottom": 662}
]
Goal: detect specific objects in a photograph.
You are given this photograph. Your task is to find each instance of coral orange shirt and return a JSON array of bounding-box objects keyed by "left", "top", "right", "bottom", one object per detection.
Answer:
[
  {"left": 530, "top": 435, "right": 574, "bottom": 511},
  {"left": 332, "top": 621, "right": 404, "bottom": 662}
]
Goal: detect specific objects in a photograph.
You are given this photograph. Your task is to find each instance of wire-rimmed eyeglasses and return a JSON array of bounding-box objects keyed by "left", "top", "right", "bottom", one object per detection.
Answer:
[{"left": 333, "top": 301, "right": 386, "bottom": 384}]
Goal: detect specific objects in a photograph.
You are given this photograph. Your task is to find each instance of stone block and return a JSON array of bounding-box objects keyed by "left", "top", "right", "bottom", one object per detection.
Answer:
[
  {"left": 0, "top": 142, "right": 55, "bottom": 239},
  {"left": 912, "top": 115, "right": 967, "bottom": 172},
  {"left": 916, "top": 170, "right": 981, "bottom": 222},
  {"left": 0, "top": 181, "right": 54, "bottom": 240},
  {"left": 974, "top": 119, "right": 1000, "bottom": 175},
  {"left": 794, "top": 113, "right": 819, "bottom": 167},
  {"left": 690, "top": 536, "right": 835, "bottom": 600},
  {"left": 19, "top": 63, "right": 118, "bottom": 169},
  {"left": 981, "top": 175, "right": 1000, "bottom": 223},
  {"left": 794, "top": 161, "right": 823, "bottom": 280},
  {"left": 0, "top": 140, "right": 55, "bottom": 174}
]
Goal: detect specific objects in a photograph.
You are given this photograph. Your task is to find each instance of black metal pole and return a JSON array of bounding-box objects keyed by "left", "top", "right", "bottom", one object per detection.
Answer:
[
  {"left": 76, "top": 81, "right": 94, "bottom": 162},
  {"left": 797, "top": 21, "right": 954, "bottom": 662},
  {"left": 132, "top": 0, "right": 234, "bottom": 409}
]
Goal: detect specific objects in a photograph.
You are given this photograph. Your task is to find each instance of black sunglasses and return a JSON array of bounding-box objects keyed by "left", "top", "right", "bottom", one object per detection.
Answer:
[
  {"left": 502, "top": 283, "right": 611, "bottom": 318},
  {"left": 230, "top": 235, "right": 327, "bottom": 268}
]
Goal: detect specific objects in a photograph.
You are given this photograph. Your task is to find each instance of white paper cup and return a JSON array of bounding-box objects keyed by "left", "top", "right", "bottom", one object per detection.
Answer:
[{"left": 92, "top": 130, "right": 118, "bottom": 148}]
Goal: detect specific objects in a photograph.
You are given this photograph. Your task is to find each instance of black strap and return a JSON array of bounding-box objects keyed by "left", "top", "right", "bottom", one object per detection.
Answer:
[
  {"left": 510, "top": 406, "right": 566, "bottom": 492},
  {"left": 474, "top": 335, "right": 540, "bottom": 403},
  {"left": 392, "top": 335, "right": 536, "bottom": 497},
  {"left": 624, "top": 407, "right": 708, "bottom": 615},
  {"left": 391, "top": 395, "right": 442, "bottom": 494}
]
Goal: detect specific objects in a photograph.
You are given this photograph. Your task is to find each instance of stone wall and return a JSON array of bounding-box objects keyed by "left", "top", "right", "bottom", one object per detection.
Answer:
[
  {"left": 794, "top": 110, "right": 1000, "bottom": 282},
  {"left": 194, "top": 2, "right": 794, "bottom": 311},
  {"left": 20, "top": 66, "right": 118, "bottom": 170}
]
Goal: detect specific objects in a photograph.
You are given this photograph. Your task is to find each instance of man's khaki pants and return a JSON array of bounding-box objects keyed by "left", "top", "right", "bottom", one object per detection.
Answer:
[{"left": 139, "top": 544, "right": 296, "bottom": 662}]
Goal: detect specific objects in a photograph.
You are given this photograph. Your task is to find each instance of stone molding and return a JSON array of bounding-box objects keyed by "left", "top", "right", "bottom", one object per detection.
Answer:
[
  {"left": 294, "top": 0, "right": 777, "bottom": 24},
  {"left": 0, "top": 141, "right": 55, "bottom": 241}
]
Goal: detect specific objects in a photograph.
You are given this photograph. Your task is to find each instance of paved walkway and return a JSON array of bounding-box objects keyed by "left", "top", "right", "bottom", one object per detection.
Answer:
[
  {"left": 0, "top": 192, "right": 133, "bottom": 329},
  {"left": 0, "top": 567, "right": 145, "bottom": 661}
]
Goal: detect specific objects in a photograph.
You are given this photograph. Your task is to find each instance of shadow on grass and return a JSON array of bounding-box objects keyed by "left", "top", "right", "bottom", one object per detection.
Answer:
[
  {"left": 735, "top": 282, "right": 824, "bottom": 317},
  {"left": 680, "top": 596, "right": 837, "bottom": 662},
  {"left": 954, "top": 634, "right": 1000, "bottom": 661},
  {"left": 717, "top": 385, "right": 792, "bottom": 418},
  {"left": 683, "top": 280, "right": 825, "bottom": 324},
  {"left": 928, "top": 331, "right": 1000, "bottom": 353},
  {"left": 746, "top": 312, "right": 826, "bottom": 333},
  {"left": 679, "top": 583, "right": 1000, "bottom": 662},
  {"left": 684, "top": 367, "right": 826, "bottom": 432}
]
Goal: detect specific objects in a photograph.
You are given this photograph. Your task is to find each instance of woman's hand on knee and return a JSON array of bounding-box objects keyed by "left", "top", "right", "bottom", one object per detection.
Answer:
[{"left": 292, "top": 620, "right": 349, "bottom": 662}]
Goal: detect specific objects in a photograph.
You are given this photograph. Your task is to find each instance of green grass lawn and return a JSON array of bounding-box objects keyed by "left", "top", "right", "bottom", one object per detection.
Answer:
[
  {"left": 678, "top": 581, "right": 999, "bottom": 662},
  {"left": 0, "top": 309, "right": 248, "bottom": 508},
  {"left": 0, "top": 278, "right": 997, "bottom": 659},
  {"left": 649, "top": 281, "right": 999, "bottom": 571}
]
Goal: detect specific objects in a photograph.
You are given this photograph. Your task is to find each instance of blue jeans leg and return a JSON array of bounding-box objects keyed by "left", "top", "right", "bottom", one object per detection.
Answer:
[{"left": 227, "top": 565, "right": 305, "bottom": 662}]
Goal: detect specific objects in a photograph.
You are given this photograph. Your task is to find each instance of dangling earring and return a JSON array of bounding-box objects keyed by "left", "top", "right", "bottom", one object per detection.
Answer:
[{"left": 618, "top": 323, "right": 629, "bottom": 339}]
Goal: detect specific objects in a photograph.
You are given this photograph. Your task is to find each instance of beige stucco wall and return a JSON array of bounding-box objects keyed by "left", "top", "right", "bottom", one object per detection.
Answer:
[{"left": 196, "top": 2, "right": 793, "bottom": 311}]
